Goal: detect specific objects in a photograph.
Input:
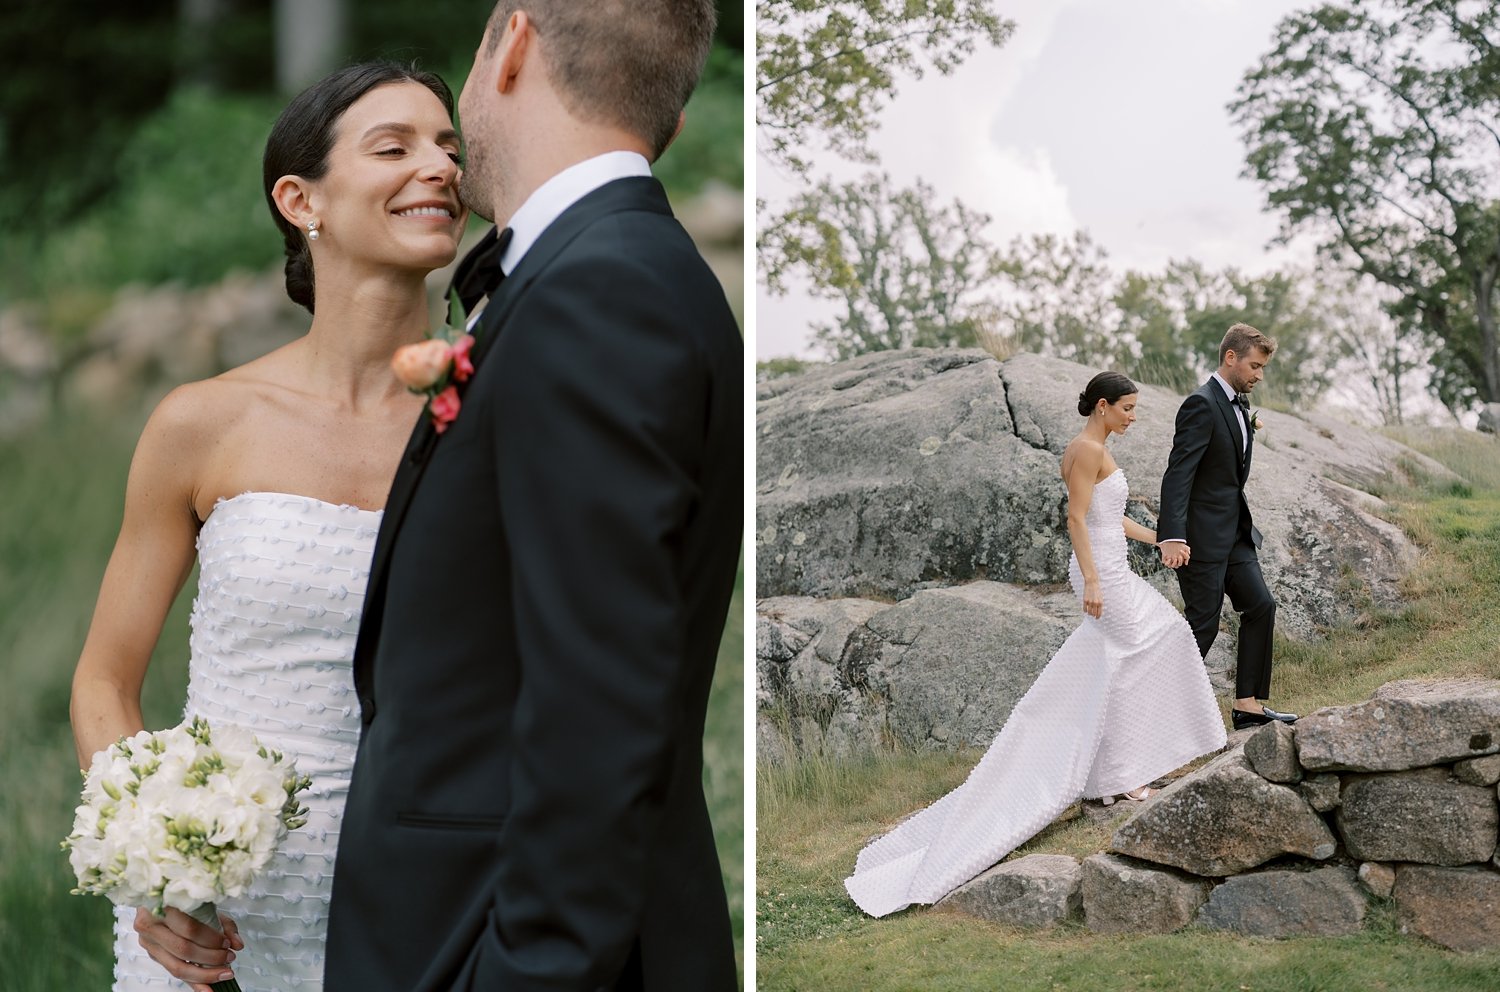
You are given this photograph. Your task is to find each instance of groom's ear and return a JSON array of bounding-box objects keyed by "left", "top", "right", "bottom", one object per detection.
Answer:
[
  {"left": 271, "top": 175, "right": 316, "bottom": 231},
  {"left": 492, "top": 11, "right": 533, "bottom": 95},
  {"left": 657, "top": 112, "right": 688, "bottom": 157}
]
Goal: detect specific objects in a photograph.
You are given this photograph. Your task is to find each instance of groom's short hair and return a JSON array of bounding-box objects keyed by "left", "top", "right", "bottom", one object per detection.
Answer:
[
  {"left": 1220, "top": 323, "right": 1277, "bottom": 362},
  {"left": 486, "top": 1, "right": 717, "bottom": 158}
]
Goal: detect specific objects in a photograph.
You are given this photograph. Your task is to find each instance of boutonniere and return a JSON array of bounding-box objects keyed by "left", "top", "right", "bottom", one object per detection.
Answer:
[
  {"left": 390, "top": 291, "right": 476, "bottom": 434},
  {"left": 1251, "top": 410, "right": 1265, "bottom": 432}
]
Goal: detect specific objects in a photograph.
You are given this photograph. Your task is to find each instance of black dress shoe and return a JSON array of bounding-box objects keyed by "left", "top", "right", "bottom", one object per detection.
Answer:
[{"left": 1231, "top": 705, "right": 1299, "bottom": 730}]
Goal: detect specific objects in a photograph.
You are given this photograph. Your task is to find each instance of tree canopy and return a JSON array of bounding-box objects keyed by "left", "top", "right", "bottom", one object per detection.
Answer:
[
  {"left": 756, "top": 1, "right": 1012, "bottom": 173},
  {"left": 1230, "top": 0, "right": 1500, "bottom": 408}
]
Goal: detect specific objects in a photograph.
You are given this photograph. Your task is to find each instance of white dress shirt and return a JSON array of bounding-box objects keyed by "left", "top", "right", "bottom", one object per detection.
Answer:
[{"left": 499, "top": 151, "right": 653, "bottom": 276}]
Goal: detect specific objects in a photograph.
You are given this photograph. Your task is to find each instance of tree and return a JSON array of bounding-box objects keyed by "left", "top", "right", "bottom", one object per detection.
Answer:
[
  {"left": 756, "top": 1, "right": 1013, "bottom": 173},
  {"left": 1230, "top": 0, "right": 1500, "bottom": 410},
  {"left": 987, "top": 232, "right": 1130, "bottom": 369},
  {"left": 760, "top": 174, "right": 997, "bottom": 358},
  {"left": 1316, "top": 273, "right": 1436, "bottom": 425}
]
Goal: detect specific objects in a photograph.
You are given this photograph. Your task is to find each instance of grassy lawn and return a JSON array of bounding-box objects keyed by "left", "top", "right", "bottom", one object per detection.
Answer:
[
  {"left": 0, "top": 412, "right": 745, "bottom": 989},
  {"left": 756, "top": 427, "right": 1500, "bottom": 991}
]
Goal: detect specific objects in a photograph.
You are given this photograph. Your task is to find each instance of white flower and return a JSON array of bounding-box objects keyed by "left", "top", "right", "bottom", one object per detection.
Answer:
[{"left": 62, "top": 719, "right": 310, "bottom": 917}]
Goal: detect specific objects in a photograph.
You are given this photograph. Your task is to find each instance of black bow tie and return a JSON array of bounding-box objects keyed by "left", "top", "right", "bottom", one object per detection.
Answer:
[
  {"left": 450, "top": 226, "right": 514, "bottom": 317},
  {"left": 1234, "top": 394, "right": 1251, "bottom": 413}
]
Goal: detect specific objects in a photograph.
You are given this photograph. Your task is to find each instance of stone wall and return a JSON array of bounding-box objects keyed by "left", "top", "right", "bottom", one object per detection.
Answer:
[{"left": 936, "top": 679, "right": 1500, "bottom": 951}]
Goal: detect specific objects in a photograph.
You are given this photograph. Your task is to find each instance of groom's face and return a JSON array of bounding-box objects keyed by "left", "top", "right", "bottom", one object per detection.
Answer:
[
  {"left": 457, "top": 30, "right": 504, "bottom": 222},
  {"left": 1222, "top": 348, "right": 1271, "bottom": 394}
]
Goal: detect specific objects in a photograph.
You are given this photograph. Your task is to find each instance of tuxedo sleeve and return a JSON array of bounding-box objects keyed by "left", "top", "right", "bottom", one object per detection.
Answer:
[
  {"left": 1158, "top": 392, "right": 1212, "bottom": 544},
  {"left": 469, "top": 251, "right": 707, "bottom": 989}
]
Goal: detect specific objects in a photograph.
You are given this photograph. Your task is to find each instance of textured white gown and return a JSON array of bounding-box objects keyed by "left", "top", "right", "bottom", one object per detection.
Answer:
[
  {"left": 111, "top": 492, "right": 379, "bottom": 991},
  {"left": 844, "top": 469, "right": 1227, "bottom": 917}
]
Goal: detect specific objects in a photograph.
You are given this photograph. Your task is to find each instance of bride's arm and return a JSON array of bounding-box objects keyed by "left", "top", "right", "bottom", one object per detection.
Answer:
[
  {"left": 1122, "top": 517, "right": 1157, "bottom": 545},
  {"left": 1063, "top": 446, "right": 1104, "bottom": 618},
  {"left": 70, "top": 386, "right": 204, "bottom": 769}
]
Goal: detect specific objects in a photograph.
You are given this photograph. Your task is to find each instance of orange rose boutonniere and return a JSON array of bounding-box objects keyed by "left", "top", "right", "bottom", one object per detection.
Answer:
[{"left": 390, "top": 293, "right": 477, "bottom": 434}]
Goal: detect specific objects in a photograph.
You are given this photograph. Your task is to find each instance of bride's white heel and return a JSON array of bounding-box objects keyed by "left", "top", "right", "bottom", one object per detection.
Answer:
[{"left": 1101, "top": 786, "right": 1157, "bottom": 806}]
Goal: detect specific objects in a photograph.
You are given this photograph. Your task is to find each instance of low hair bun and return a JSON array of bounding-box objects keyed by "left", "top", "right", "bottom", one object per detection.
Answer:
[
  {"left": 1078, "top": 371, "right": 1137, "bottom": 416},
  {"left": 284, "top": 239, "right": 315, "bottom": 314}
]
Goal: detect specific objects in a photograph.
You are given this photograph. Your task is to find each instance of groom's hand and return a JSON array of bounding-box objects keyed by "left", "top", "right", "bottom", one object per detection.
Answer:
[
  {"left": 133, "top": 906, "right": 242, "bottom": 991},
  {"left": 1158, "top": 541, "right": 1191, "bottom": 569}
]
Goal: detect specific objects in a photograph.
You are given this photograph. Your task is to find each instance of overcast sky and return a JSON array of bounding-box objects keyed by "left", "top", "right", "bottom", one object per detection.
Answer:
[{"left": 755, "top": 0, "right": 1321, "bottom": 360}]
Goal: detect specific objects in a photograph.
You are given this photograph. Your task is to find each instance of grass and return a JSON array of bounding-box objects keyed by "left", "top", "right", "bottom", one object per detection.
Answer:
[
  {"left": 756, "top": 426, "right": 1500, "bottom": 990},
  {"left": 0, "top": 412, "right": 744, "bottom": 988}
]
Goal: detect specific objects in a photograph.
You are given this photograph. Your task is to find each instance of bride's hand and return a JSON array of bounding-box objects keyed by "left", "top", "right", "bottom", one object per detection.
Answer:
[
  {"left": 133, "top": 906, "right": 243, "bottom": 992},
  {"left": 1083, "top": 577, "right": 1103, "bottom": 618}
]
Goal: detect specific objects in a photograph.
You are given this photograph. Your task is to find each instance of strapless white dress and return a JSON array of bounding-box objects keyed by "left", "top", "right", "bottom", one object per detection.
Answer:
[
  {"left": 111, "top": 492, "right": 379, "bottom": 991},
  {"left": 844, "top": 469, "right": 1227, "bottom": 917}
]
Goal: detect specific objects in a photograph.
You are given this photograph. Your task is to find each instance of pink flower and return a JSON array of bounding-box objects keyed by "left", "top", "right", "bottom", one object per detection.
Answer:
[
  {"left": 430, "top": 385, "right": 461, "bottom": 434},
  {"left": 391, "top": 339, "right": 453, "bottom": 391},
  {"left": 450, "top": 335, "right": 476, "bottom": 383}
]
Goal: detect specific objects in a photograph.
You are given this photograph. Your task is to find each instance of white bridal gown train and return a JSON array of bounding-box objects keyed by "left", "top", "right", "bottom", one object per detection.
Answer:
[
  {"left": 110, "top": 492, "right": 379, "bottom": 991},
  {"left": 844, "top": 469, "right": 1227, "bottom": 917}
]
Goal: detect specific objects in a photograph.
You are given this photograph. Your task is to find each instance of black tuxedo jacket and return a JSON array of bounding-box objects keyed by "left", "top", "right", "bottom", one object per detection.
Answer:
[
  {"left": 325, "top": 177, "right": 741, "bottom": 991},
  {"left": 1157, "top": 378, "right": 1260, "bottom": 562}
]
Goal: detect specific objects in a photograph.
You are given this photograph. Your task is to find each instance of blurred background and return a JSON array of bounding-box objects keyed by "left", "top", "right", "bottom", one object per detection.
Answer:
[{"left": 0, "top": 1, "right": 743, "bottom": 986}]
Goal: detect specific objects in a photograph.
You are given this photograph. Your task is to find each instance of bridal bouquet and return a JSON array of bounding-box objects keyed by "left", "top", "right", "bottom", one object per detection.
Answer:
[{"left": 63, "top": 717, "right": 311, "bottom": 992}]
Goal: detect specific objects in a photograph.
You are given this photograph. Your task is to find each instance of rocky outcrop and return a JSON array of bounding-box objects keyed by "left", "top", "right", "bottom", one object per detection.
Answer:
[
  {"left": 937, "top": 854, "right": 1081, "bottom": 928},
  {"left": 757, "top": 583, "right": 1075, "bottom": 757},
  {"left": 758, "top": 349, "right": 1441, "bottom": 631},
  {"left": 757, "top": 349, "right": 1451, "bottom": 761}
]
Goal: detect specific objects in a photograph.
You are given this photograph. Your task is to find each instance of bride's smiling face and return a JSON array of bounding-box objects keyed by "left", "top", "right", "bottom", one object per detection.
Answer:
[{"left": 311, "top": 82, "right": 468, "bottom": 272}]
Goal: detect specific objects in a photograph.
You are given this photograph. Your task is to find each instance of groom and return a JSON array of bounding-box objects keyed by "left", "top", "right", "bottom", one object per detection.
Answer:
[
  {"left": 1157, "top": 323, "right": 1296, "bottom": 731},
  {"left": 325, "top": 4, "right": 740, "bottom": 990}
]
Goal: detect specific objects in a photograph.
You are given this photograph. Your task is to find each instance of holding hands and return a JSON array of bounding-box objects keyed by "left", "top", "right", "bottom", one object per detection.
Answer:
[{"left": 1158, "top": 541, "right": 1191, "bottom": 569}]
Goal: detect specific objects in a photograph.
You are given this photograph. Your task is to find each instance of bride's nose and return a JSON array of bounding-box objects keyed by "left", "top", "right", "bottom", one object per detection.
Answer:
[{"left": 418, "top": 149, "right": 458, "bottom": 185}]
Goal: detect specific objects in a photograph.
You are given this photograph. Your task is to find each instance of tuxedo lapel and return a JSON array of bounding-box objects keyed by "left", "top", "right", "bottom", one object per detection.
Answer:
[
  {"left": 1205, "top": 382, "right": 1249, "bottom": 483},
  {"left": 352, "top": 176, "right": 673, "bottom": 696},
  {"left": 466, "top": 176, "right": 671, "bottom": 371}
]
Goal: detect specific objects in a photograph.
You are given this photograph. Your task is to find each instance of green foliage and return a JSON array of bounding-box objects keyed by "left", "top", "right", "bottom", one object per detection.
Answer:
[
  {"left": 990, "top": 231, "right": 1127, "bottom": 369},
  {"left": 5, "top": 87, "right": 283, "bottom": 303},
  {"left": 761, "top": 174, "right": 993, "bottom": 358},
  {"left": 757, "top": 357, "right": 817, "bottom": 382},
  {"left": 654, "top": 44, "right": 745, "bottom": 197},
  {"left": 1, "top": 4, "right": 740, "bottom": 311},
  {"left": 756, "top": 0, "right": 1013, "bottom": 173},
  {"left": 1230, "top": 0, "right": 1500, "bottom": 408}
]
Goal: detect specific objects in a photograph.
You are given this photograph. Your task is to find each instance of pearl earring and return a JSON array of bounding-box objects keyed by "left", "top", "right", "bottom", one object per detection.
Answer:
[{"left": 308, "top": 220, "right": 320, "bottom": 241}]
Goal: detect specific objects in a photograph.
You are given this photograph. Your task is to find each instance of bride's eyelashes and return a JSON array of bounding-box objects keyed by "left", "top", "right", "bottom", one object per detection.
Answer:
[{"left": 373, "top": 145, "right": 464, "bottom": 166}]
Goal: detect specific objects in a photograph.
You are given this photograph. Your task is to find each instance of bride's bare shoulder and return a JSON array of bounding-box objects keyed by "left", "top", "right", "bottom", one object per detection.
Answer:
[{"left": 1061, "top": 436, "right": 1105, "bottom": 472}]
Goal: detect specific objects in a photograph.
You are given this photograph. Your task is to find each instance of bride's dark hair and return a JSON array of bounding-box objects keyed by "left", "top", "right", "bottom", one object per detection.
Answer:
[
  {"left": 1077, "top": 371, "right": 1137, "bottom": 416},
  {"left": 262, "top": 62, "right": 454, "bottom": 314}
]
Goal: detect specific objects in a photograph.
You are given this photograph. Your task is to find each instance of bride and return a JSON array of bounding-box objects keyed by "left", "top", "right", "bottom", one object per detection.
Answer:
[
  {"left": 844, "top": 371, "right": 1228, "bottom": 918},
  {"left": 69, "top": 62, "right": 467, "bottom": 991}
]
